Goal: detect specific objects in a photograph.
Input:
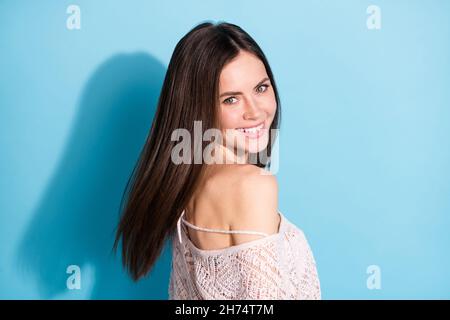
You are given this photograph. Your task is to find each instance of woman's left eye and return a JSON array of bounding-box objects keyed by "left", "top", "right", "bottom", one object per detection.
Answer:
[{"left": 256, "top": 84, "right": 269, "bottom": 93}]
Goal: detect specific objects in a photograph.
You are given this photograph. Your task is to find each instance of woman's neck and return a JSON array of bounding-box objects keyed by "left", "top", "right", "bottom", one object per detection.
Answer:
[{"left": 206, "top": 143, "right": 248, "bottom": 165}]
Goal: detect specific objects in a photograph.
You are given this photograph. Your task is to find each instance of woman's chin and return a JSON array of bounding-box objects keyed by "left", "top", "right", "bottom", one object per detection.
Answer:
[{"left": 246, "top": 135, "right": 269, "bottom": 153}]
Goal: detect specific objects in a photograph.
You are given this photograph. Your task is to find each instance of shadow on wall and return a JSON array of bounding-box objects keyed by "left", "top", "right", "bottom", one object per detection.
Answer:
[{"left": 16, "top": 52, "right": 170, "bottom": 299}]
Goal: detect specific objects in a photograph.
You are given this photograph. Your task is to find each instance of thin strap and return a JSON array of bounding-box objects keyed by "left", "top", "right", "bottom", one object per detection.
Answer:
[{"left": 177, "top": 210, "right": 269, "bottom": 244}]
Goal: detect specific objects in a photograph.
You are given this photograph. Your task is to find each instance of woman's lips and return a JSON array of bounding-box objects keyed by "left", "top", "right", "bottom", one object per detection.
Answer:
[{"left": 235, "top": 122, "right": 265, "bottom": 139}]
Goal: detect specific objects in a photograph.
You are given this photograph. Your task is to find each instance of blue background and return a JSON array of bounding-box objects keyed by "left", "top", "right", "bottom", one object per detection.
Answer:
[{"left": 1, "top": 0, "right": 449, "bottom": 299}]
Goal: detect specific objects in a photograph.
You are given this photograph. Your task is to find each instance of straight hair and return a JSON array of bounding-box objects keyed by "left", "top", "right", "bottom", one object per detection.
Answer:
[{"left": 113, "top": 21, "right": 281, "bottom": 281}]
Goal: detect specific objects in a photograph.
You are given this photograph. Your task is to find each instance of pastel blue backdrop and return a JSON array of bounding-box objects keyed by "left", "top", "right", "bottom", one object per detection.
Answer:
[{"left": 1, "top": 0, "right": 449, "bottom": 299}]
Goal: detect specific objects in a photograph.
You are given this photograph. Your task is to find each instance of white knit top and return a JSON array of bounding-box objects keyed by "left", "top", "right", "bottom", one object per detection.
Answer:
[{"left": 168, "top": 210, "right": 321, "bottom": 300}]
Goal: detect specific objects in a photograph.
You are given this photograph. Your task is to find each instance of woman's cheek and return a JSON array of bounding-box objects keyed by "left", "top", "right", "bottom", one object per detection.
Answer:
[{"left": 221, "top": 109, "right": 240, "bottom": 129}]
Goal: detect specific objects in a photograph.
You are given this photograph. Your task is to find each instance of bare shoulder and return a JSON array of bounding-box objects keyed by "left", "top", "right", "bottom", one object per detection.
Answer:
[
  {"left": 203, "top": 164, "right": 280, "bottom": 240},
  {"left": 230, "top": 165, "right": 279, "bottom": 236}
]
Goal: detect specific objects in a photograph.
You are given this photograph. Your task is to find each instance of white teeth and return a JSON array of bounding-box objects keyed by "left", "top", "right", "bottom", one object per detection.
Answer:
[{"left": 237, "top": 123, "right": 264, "bottom": 133}]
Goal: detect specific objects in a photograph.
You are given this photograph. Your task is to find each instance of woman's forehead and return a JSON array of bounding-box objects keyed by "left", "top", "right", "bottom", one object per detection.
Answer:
[{"left": 219, "top": 52, "right": 268, "bottom": 90}]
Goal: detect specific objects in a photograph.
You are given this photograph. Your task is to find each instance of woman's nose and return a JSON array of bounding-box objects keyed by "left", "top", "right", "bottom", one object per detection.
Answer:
[{"left": 243, "top": 97, "right": 262, "bottom": 120}]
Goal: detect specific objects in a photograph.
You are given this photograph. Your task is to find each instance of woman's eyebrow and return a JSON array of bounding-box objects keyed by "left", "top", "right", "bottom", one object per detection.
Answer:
[
  {"left": 219, "top": 77, "right": 270, "bottom": 98},
  {"left": 254, "top": 77, "right": 270, "bottom": 89}
]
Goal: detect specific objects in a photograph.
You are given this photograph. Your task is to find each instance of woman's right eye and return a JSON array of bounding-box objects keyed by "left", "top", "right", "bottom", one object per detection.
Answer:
[{"left": 223, "top": 97, "right": 238, "bottom": 105}]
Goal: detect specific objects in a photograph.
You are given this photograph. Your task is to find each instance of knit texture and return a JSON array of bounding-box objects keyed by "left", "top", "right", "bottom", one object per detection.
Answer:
[{"left": 168, "top": 212, "right": 321, "bottom": 299}]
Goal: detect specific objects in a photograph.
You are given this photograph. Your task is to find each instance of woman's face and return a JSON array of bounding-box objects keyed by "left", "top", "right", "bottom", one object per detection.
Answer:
[{"left": 218, "top": 51, "right": 277, "bottom": 161}]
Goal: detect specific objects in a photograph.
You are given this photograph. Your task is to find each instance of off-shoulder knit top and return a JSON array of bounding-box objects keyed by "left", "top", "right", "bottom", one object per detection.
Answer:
[{"left": 168, "top": 210, "right": 321, "bottom": 300}]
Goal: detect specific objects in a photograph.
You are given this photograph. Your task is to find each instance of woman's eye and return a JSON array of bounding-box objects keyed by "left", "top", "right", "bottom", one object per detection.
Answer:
[
  {"left": 256, "top": 84, "right": 269, "bottom": 93},
  {"left": 223, "top": 97, "right": 238, "bottom": 105}
]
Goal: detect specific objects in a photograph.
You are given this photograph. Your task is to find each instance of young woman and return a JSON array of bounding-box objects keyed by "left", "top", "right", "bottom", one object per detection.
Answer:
[{"left": 114, "top": 21, "right": 321, "bottom": 299}]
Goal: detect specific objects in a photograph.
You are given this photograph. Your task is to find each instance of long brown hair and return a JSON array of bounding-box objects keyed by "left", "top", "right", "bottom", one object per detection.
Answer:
[{"left": 113, "top": 21, "right": 281, "bottom": 281}]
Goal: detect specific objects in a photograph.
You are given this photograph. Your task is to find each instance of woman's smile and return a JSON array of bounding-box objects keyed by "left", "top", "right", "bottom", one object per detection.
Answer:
[{"left": 235, "top": 121, "right": 266, "bottom": 139}]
